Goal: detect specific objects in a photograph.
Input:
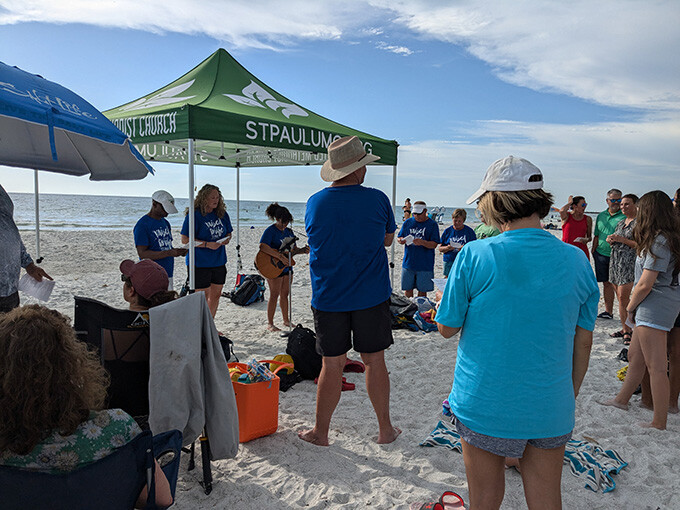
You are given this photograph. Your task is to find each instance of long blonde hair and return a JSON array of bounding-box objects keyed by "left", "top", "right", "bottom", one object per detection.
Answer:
[
  {"left": 0, "top": 306, "right": 108, "bottom": 455},
  {"left": 185, "top": 184, "right": 226, "bottom": 218},
  {"left": 633, "top": 190, "right": 680, "bottom": 270}
]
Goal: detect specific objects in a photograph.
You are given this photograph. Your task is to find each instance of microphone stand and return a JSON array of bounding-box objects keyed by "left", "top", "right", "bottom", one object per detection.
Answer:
[{"left": 279, "top": 235, "right": 298, "bottom": 338}]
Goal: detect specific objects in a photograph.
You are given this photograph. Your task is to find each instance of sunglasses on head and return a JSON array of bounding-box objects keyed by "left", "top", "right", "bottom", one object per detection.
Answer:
[{"left": 608, "top": 198, "right": 622, "bottom": 203}]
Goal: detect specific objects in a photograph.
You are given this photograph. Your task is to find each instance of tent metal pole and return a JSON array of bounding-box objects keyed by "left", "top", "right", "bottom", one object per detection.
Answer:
[
  {"left": 188, "top": 139, "right": 196, "bottom": 291},
  {"left": 236, "top": 163, "right": 241, "bottom": 273},
  {"left": 390, "top": 164, "right": 397, "bottom": 288},
  {"left": 33, "top": 169, "right": 41, "bottom": 262}
]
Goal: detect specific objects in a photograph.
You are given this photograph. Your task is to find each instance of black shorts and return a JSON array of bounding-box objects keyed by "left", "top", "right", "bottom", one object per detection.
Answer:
[
  {"left": 194, "top": 265, "right": 227, "bottom": 289},
  {"left": 593, "top": 251, "right": 610, "bottom": 283},
  {"left": 0, "top": 292, "right": 19, "bottom": 314},
  {"left": 312, "top": 299, "right": 394, "bottom": 357}
]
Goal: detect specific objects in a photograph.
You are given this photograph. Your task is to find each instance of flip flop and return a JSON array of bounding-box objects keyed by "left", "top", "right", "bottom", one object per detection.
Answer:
[
  {"left": 344, "top": 358, "right": 366, "bottom": 373},
  {"left": 610, "top": 329, "right": 624, "bottom": 338},
  {"left": 410, "top": 491, "right": 466, "bottom": 510},
  {"left": 313, "top": 376, "right": 355, "bottom": 391}
]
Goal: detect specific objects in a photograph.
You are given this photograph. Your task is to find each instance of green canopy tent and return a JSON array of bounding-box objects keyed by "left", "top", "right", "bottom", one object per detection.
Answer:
[{"left": 105, "top": 48, "right": 399, "bottom": 290}]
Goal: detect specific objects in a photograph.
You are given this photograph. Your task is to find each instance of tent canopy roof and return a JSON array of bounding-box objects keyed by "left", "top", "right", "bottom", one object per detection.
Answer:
[{"left": 104, "top": 49, "right": 397, "bottom": 168}]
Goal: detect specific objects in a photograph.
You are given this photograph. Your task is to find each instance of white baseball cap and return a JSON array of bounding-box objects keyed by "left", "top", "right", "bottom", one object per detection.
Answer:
[
  {"left": 151, "top": 190, "right": 178, "bottom": 214},
  {"left": 412, "top": 203, "right": 427, "bottom": 214},
  {"left": 466, "top": 156, "right": 544, "bottom": 204}
]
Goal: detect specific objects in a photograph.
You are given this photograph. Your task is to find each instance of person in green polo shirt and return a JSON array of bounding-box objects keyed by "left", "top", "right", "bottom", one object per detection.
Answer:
[{"left": 592, "top": 188, "right": 625, "bottom": 319}]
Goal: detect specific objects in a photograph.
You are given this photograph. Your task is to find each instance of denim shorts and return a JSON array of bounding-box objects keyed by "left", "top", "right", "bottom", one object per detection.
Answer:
[
  {"left": 401, "top": 267, "right": 435, "bottom": 292},
  {"left": 453, "top": 416, "right": 572, "bottom": 458}
]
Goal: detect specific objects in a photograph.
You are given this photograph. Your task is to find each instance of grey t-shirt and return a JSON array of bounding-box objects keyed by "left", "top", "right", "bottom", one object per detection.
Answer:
[
  {"left": 0, "top": 185, "right": 33, "bottom": 297},
  {"left": 634, "top": 235, "right": 680, "bottom": 329}
]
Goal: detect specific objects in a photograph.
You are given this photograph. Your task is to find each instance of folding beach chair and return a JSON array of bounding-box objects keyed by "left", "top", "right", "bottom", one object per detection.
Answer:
[
  {"left": 74, "top": 296, "right": 151, "bottom": 422},
  {"left": 0, "top": 429, "right": 182, "bottom": 510}
]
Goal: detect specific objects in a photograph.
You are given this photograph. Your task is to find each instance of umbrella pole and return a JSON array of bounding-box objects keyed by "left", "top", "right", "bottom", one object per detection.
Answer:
[
  {"left": 188, "top": 139, "right": 196, "bottom": 291},
  {"left": 390, "top": 164, "right": 397, "bottom": 288},
  {"left": 33, "top": 169, "right": 42, "bottom": 263}
]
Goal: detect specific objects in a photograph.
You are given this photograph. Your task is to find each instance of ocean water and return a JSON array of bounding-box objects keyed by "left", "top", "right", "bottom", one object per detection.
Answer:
[{"left": 8, "top": 192, "right": 484, "bottom": 232}]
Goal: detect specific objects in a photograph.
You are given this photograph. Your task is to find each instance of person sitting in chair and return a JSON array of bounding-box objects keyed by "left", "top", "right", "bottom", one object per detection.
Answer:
[
  {"left": 120, "top": 259, "right": 178, "bottom": 312},
  {"left": 0, "top": 305, "right": 172, "bottom": 508}
]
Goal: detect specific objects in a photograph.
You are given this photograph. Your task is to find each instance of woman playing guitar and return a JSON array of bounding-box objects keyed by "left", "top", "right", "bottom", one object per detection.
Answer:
[{"left": 257, "top": 203, "right": 309, "bottom": 332}]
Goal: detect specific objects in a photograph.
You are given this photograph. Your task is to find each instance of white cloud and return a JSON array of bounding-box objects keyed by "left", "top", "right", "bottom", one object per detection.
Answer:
[
  {"left": 1, "top": 1, "right": 677, "bottom": 110},
  {"left": 376, "top": 42, "right": 414, "bottom": 56},
  {"left": 377, "top": 0, "right": 680, "bottom": 111},
  {"left": 395, "top": 114, "right": 680, "bottom": 206}
]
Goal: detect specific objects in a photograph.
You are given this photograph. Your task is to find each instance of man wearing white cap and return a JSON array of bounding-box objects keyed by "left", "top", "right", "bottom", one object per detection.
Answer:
[
  {"left": 300, "top": 135, "right": 400, "bottom": 446},
  {"left": 133, "top": 190, "right": 187, "bottom": 290},
  {"left": 397, "top": 201, "right": 441, "bottom": 297}
]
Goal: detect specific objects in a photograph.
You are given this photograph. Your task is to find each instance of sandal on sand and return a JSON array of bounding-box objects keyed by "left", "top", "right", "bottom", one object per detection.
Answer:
[
  {"left": 610, "top": 329, "right": 624, "bottom": 338},
  {"left": 597, "top": 311, "right": 614, "bottom": 319},
  {"left": 623, "top": 332, "right": 632, "bottom": 346},
  {"left": 344, "top": 358, "right": 366, "bottom": 373},
  {"left": 410, "top": 491, "right": 466, "bottom": 510},
  {"left": 313, "top": 376, "right": 355, "bottom": 391}
]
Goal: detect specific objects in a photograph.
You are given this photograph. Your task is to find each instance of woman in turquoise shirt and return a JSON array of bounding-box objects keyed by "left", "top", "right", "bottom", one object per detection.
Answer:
[{"left": 436, "top": 156, "right": 598, "bottom": 510}]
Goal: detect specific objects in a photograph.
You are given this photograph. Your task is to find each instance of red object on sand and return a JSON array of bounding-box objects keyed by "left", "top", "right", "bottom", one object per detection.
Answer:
[{"left": 344, "top": 358, "right": 366, "bottom": 373}]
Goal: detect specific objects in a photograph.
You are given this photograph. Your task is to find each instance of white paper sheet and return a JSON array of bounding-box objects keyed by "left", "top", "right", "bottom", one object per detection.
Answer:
[
  {"left": 180, "top": 241, "right": 203, "bottom": 248},
  {"left": 18, "top": 273, "right": 55, "bottom": 302},
  {"left": 405, "top": 234, "right": 414, "bottom": 246}
]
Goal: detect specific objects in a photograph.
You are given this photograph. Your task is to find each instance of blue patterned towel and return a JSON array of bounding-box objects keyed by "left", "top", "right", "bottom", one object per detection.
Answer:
[
  {"left": 419, "top": 420, "right": 462, "bottom": 452},
  {"left": 564, "top": 439, "right": 627, "bottom": 493},
  {"left": 420, "top": 423, "right": 627, "bottom": 493}
]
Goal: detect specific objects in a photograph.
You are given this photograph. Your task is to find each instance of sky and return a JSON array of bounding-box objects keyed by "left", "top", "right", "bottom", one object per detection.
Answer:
[{"left": 1, "top": 0, "right": 678, "bottom": 209}]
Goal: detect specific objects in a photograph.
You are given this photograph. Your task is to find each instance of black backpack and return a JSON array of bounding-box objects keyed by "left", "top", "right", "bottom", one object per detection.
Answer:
[
  {"left": 228, "top": 275, "right": 265, "bottom": 306},
  {"left": 285, "top": 324, "right": 322, "bottom": 380}
]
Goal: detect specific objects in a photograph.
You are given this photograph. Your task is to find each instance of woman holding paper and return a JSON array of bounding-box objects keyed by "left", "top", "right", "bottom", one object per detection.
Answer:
[
  {"left": 181, "top": 184, "right": 232, "bottom": 317},
  {"left": 559, "top": 195, "right": 592, "bottom": 259}
]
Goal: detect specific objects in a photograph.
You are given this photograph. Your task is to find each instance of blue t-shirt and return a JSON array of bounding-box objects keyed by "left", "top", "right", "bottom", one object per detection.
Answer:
[
  {"left": 435, "top": 228, "right": 599, "bottom": 439},
  {"left": 180, "top": 210, "right": 233, "bottom": 268},
  {"left": 305, "top": 185, "right": 397, "bottom": 312},
  {"left": 260, "top": 224, "right": 296, "bottom": 276},
  {"left": 398, "top": 217, "right": 441, "bottom": 271},
  {"left": 133, "top": 215, "right": 175, "bottom": 277},
  {"left": 440, "top": 224, "right": 477, "bottom": 263}
]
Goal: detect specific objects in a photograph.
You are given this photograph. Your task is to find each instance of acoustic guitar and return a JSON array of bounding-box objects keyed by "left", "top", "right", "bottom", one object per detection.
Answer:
[{"left": 254, "top": 250, "right": 296, "bottom": 280}]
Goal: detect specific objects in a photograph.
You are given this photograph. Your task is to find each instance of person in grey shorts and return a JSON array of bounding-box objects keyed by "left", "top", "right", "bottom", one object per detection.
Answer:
[
  {"left": 436, "top": 157, "right": 598, "bottom": 510},
  {"left": 600, "top": 190, "right": 680, "bottom": 430}
]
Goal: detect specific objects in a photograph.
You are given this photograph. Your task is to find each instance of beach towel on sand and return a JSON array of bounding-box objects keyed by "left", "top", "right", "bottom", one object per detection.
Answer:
[
  {"left": 563, "top": 440, "right": 627, "bottom": 493},
  {"left": 420, "top": 422, "right": 627, "bottom": 493}
]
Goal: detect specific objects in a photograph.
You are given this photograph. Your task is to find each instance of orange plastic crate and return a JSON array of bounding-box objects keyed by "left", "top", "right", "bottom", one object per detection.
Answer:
[{"left": 228, "top": 360, "right": 292, "bottom": 443}]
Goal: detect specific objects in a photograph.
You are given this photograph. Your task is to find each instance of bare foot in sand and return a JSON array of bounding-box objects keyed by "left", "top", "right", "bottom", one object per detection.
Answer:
[
  {"left": 298, "top": 429, "right": 329, "bottom": 446},
  {"left": 377, "top": 427, "right": 401, "bottom": 444},
  {"left": 640, "top": 401, "right": 654, "bottom": 411},
  {"left": 597, "top": 398, "right": 629, "bottom": 410},
  {"left": 283, "top": 322, "right": 292, "bottom": 329},
  {"left": 669, "top": 406, "right": 679, "bottom": 414},
  {"left": 639, "top": 421, "right": 666, "bottom": 430},
  {"left": 267, "top": 324, "right": 281, "bottom": 332}
]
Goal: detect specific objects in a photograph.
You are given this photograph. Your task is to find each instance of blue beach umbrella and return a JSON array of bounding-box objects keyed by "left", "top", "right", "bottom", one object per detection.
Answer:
[{"left": 0, "top": 61, "right": 153, "bottom": 259}]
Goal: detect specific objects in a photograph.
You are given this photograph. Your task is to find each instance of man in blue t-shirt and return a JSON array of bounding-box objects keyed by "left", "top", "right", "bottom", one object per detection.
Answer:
[
  {"left": 397, "top": 201, "right": 440, "bottom": 297},
  {"left": 133, "top": 190, "right": 187, "bottom": 289},
  {"left": 439, "top": 208, "right": 476, "bottom": 278},
  {"left": 299, "top": 135, "right": 400, "bottom": 447}
]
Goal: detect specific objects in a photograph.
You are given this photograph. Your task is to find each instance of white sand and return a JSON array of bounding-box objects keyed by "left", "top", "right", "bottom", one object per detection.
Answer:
[{"left": 19, "top": 228, "right": 680, "bottom": 509}]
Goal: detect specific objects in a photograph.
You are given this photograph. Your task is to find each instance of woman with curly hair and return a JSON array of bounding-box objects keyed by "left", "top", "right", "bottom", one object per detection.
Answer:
[
  {"left": 436, "top": 156, "right": 598, "bottom": 509},
  {"left": 0, "top": 305, "right": 171, "bottom": 507},
  {"left": 600, "top": 190, "right": 680, "bottom": 429},
  {"left": 181, "top": 184, "right": 233, "bottom": 316},
  {"left": 259, "top": 203, "right": 309, "bottom": 331}
]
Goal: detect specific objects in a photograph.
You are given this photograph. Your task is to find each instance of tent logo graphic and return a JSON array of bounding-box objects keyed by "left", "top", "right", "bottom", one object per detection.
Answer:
[
  {"left": 119, "top": 80, "right": 197, "bottom": 112},
  {"left": 224, "top": 81, "right": 308, "bottom": 119}
]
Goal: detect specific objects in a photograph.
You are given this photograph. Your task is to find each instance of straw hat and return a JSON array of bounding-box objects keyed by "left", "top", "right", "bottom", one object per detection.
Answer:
[{"left": 320, "top": 136, "right": 380, "bottom": 182}]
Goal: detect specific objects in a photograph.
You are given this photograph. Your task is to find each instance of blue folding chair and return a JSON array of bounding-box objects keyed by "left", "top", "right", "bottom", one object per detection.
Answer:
[{"left": 0, "top": 429, "right": 182, "bottom": 510}]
